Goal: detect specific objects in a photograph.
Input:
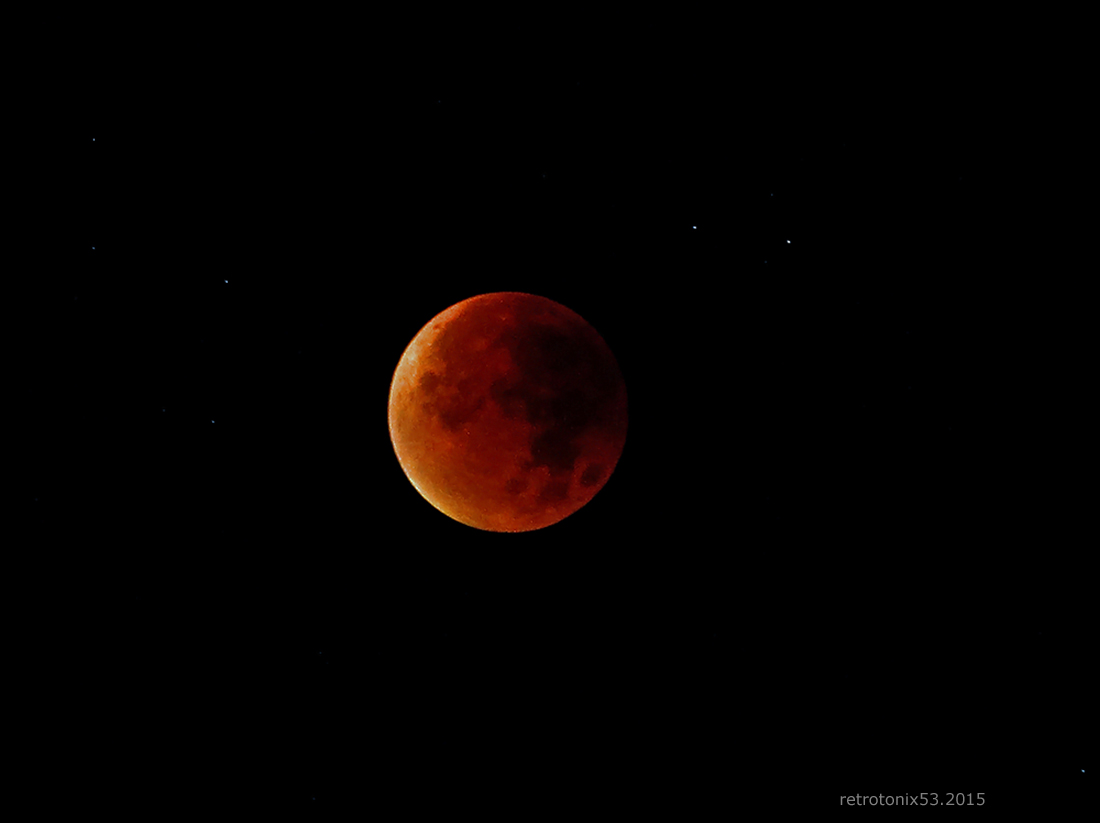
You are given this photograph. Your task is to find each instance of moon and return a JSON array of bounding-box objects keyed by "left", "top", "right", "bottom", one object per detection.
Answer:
[{"left": 388, "top": 292, "right": 628, "bottom": 532}]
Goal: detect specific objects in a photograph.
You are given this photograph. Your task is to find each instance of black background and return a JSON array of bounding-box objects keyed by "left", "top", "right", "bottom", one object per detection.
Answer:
[{"left": 42, "top": 21, "right": 1089, "bottom": 812}]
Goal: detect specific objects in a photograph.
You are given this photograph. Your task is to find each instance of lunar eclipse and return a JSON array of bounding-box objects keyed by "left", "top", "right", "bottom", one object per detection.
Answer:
[{"left": 388, "top": 292, "right": 628, "bottom": 532}]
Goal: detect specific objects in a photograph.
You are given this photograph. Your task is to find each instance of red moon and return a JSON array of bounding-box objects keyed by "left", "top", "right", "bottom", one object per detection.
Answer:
[{"left": 388, "top": 292, "right": 628, "bottom": 532}]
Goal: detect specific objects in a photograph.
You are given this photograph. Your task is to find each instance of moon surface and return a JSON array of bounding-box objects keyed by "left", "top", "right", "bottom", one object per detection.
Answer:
[{"left": 388, "top": 292, "right": 628, "bottom": 532}]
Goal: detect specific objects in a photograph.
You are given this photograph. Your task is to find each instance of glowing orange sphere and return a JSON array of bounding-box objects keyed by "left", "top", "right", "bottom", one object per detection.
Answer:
[{"left": 388, "top": 292, "right": 628, "bottom": 532}]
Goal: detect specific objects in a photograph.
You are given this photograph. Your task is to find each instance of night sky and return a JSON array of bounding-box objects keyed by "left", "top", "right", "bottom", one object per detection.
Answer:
[{"left": 47, "top": 39, "right": 1087, "bottom": 811}]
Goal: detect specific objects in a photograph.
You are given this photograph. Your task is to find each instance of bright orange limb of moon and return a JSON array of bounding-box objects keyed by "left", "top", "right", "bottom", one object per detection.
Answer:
[{"left": 388, "top": 292, "right": 628, "bottom": 532}]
